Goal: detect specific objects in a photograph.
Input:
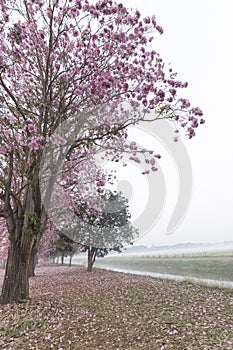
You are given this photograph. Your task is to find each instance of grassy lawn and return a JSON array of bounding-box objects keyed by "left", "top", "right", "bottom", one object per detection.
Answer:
[
  {"left": 0, "top": 265, "right": 233, "bottom": 349},
  {"left": 96, "top": 254, "right": 233, "bottom": 281}
]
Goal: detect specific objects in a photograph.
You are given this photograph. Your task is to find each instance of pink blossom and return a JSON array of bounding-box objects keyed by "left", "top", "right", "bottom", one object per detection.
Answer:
[
  {"left": 28, "top": 140, "right": 39, "bottom": 150},
  {"left": 28, "top": 124, "right": 36, "bottom": 132},
  {"left": 9, "top": 116, "right": 16, "bottom": 123},
  {"left": 3, "top": 129, "right": 11, "bottom": 137},
  {"left": 0, "top": 147, "right": 5, "bottom": 155}
]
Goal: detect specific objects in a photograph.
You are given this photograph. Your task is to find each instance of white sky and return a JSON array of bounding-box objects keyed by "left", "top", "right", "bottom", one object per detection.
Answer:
[{"left": 116, "top": 0, "right": 233, "bottom": 246}]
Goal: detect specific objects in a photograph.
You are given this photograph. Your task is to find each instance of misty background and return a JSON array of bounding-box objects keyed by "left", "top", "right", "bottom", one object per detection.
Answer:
[{"left": 106, "top": 0, "right": 233, "bottom": 247}]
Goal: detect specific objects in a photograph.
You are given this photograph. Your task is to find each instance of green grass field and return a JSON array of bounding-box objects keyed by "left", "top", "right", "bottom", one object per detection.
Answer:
[{"left": 96, "top": 253, "right": 233, "bottom": 281}]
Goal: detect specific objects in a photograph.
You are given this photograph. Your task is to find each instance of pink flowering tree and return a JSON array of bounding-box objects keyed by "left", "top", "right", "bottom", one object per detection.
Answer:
[{"left": 0, "top": 0, "right": 204, "bottom": 304}]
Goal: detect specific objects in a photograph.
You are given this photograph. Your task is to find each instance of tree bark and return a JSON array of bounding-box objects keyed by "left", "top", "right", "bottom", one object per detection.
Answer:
[
  {"left": 28, "top": 243, "right": 38, "bottom": 277},
  {"left": 0, "top": 232, "right": 34, "bottom": 304}
]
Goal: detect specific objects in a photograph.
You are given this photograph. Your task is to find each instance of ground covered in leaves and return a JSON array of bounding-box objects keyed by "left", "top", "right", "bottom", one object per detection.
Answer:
[{"left": 0, "top": 265, "right": 232, "bottom": 350}]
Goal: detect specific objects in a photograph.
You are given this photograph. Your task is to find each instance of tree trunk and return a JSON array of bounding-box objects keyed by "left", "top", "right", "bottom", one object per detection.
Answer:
[
  {"left": 61, "top": 253, "right": 64, "bottom": 265},
  {"left": 69, "top": 254, "right": 73, "bottom": 267},
  {"left": 0, "top": 177, "right": 42, "bottom": 304},
  {"left": 0, "top": 153, "right": 51, "bottom": 305},
  {"left": 87, "top": 247, "right": 93, "bottom": 272},
  {"left": 28, "top": 244, "right": 38, "bottom": 277},
  {"left": 0, "top": 233, "right": 34, "bottom": 304},
  {"left": 87, "top": 247, "right": 97, "bottom": 272}
]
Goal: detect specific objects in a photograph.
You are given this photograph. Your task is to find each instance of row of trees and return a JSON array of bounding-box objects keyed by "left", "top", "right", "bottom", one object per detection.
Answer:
[
  {"left": 0, "top": 0, "right": 204, "bottom": 304},
  {"left": 42, "top": 233, "right": 80, "bottom": 267},
  {"left": 0, "top": 190, "right": 136, "bottom": 273}
]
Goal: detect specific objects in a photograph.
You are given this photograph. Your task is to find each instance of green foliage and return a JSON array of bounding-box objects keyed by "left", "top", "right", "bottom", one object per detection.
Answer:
[
  {"left": 25, "top": 212, "right": 42, "bottom": 235},
  {"left": 77, "top": 190, "right": 138, "bottom": 268}
]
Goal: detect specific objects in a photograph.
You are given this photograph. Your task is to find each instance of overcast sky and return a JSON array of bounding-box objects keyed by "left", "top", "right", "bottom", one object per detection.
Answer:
[{"left": 112, "top": 0, "right": 233, "bottom": 246}]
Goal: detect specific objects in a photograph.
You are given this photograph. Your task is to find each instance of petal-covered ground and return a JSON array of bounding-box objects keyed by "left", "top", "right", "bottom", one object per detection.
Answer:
[{"left": 0, "top": 265, "right": 232, "bottom": 349}]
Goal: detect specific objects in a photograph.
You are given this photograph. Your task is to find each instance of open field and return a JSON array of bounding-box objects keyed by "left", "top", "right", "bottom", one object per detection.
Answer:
[
  {"left": 96, "top": 253, "right": 233, "bottom": 282},
  {"left": 0, "top": 265, "right": 233, "bottom": 349}
]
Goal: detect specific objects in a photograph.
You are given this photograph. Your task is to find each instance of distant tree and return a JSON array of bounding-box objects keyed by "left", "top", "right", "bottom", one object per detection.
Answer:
[
  {"left": 79, "top": 191, "right": 138, "bottom": 272},
  {"left": 54, "top": 233, "right": 80, "bottom": 267}
]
